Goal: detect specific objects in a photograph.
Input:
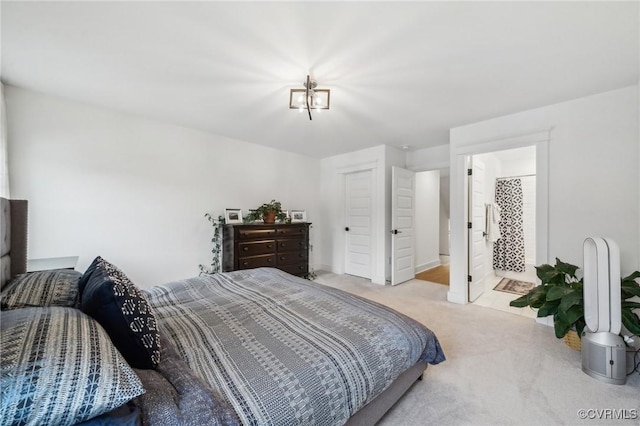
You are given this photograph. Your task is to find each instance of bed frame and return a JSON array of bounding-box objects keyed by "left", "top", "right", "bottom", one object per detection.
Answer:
[
  {"left": 0, "top": 196, "right": 426, "bottom": 425},
  {"left": 346, "top": 361, "right": 426, "bottom": 425}
]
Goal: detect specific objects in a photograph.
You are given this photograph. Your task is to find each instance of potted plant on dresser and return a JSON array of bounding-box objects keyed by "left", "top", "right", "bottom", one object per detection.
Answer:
[
  {"left": 245, "top": 200, "right": 288, "bottom": 224},
  {"left": 509, "top": 258, "right": 640, "bottom": 350}
]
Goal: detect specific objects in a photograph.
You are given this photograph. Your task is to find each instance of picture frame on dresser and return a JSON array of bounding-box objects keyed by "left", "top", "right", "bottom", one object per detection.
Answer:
[
  {"left": 225, "top": 209, "right": 243, "bottom": 224},
  {"left": 290, "top": 210, "right": 306, "bottom": 223}
]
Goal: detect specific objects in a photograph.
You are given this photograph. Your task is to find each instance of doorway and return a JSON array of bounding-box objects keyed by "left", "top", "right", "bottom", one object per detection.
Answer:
[
  {"left": 469, "top": 146, "right": 538, "bottom": 317},
  {"left": 448, "top": 130, "right": 549, "bottom": 306},
  {"left": 413, "top": 169, "right": 450, "bottom": 286}
]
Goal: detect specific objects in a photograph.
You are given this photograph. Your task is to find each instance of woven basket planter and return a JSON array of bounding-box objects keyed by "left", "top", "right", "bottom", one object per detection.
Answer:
[{"left": 564, "top": 329, "right": 582, "bottom": 351}]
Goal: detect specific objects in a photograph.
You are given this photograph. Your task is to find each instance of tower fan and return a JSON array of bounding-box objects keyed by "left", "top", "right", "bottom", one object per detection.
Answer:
[{"left": 582, "top": 237, "right": 626, "bottom": 385}]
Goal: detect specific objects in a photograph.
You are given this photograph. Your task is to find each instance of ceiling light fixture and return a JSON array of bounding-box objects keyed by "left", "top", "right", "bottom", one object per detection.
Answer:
[{"left": 289, "top": 75, "right": 330, "bottom": 121}]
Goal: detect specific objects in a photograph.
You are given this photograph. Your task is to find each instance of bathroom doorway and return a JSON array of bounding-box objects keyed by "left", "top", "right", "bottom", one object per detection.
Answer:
[{"left": 469, "top": 146, "right": 538, "bottom": 317}]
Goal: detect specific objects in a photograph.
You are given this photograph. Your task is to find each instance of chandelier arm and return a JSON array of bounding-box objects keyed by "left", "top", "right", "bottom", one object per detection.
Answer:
[{"left": 305, "top": 75, "right": 312, "bottom": 120}]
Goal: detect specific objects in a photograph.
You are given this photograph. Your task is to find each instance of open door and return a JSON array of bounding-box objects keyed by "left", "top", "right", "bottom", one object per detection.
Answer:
[
  {"left": 391, "top": 166, "right": 415, "bottom": 285},
  {"left": 468, "top": 157, "right": 486, "bottom": 301}
]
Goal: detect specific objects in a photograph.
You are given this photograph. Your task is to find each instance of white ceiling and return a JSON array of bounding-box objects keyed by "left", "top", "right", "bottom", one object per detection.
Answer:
[{"left": 2, "top": 1, "right": 638, "bottom": 159}]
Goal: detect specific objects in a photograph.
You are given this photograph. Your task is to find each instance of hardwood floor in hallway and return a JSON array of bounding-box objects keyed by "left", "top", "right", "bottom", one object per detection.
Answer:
[{"left": 415, "top": 264, "right": 449, "bottom": 285}]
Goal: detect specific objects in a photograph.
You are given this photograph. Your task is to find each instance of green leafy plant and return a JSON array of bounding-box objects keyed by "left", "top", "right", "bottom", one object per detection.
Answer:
[
  {"left": 198, "top": 213, "right": 225, "bottom": 275},
  {"left": 621, "top": 271, "right": 640, "bottom": 336},
  {"left": 304, "top": 269, "right": 317, "bottom": 281},
  {"left": 245, "top": 200, "right": 287, "bottom": 224},
  {"left": 510, "top": 258, "right": 640, "bottom": 339}
]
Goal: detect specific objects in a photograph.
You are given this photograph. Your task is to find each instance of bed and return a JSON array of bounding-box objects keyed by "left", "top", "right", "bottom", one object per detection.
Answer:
[{"left": 0, "top": 198, "right": 445, "bottom": 426}]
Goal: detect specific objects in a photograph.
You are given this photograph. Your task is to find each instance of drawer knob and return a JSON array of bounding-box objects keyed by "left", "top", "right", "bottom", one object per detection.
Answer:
[
  {"left": 267, "top": 258, "right": 272, "bottom": 263},
  {"left": 280, "top": 256, "right": 285, "bottom": 260},
  {"left": 267, "top": 244, "right": 272, "bottom": 249},
  {"left": 243, "top": 247, "right": 249, "bottom": 251},
  {"left": 242, "top": 262, "right": 248, "bottom": 266}
]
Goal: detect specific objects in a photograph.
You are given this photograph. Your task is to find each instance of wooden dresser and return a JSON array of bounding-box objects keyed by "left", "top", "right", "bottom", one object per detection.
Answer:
[{"left": 222, "top": 223, "right": 310, "bottom": 277}]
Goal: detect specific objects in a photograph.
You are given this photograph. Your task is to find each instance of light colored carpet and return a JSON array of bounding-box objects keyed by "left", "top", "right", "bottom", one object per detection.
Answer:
[
  {"left": 415, "top": 265, "right": 450, "bottom": 286},
  {"left": 314, "top": 271, "right": 640, "bottom": 426}
]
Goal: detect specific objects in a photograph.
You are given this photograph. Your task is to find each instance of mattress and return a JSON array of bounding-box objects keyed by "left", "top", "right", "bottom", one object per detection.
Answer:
[{"left": 145, "top": 267, "right": 445, "bottom": 426}]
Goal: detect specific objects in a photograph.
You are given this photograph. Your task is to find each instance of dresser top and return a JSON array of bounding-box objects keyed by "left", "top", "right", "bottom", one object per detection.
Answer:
[{"left": 224, "top": 222, "right": 311, "bottom": 227}]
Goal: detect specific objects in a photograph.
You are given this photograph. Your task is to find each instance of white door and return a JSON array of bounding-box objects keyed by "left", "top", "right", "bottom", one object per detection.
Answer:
[
  {"left": 391, "top": 166, "right": 415, "bottom": 286},
  {"left": 468, "top": 157, "right": 486, "bottom": 301},
  {"left": 345, "top": 170, "right": 372, "bottom": 279}
]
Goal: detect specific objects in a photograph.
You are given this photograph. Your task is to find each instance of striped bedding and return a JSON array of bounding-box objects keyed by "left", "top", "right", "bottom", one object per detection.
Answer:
[{"left": 145, "top": 267, "right": 445, "bottom": 425}]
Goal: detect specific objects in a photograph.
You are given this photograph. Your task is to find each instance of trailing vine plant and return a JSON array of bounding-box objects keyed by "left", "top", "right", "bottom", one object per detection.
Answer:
[{"left": 198, "top": 213, "right": 226, "bottom": 275}]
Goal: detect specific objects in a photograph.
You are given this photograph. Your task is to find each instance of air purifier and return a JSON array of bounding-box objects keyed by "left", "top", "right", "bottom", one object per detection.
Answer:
[{"left": 582, "top": 237, "right": 626, "bottom": 385}]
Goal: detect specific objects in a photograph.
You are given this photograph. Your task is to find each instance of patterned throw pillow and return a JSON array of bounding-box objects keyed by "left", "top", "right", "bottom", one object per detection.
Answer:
[
  {"left": 0, "top": 307, "right": 145, "bottom": 426},
  {"left": 1, "top": 269, "right": 82, "bottom": 309},
  {"left": 80, "top": 257, "right": 161, "bottom": 369}
]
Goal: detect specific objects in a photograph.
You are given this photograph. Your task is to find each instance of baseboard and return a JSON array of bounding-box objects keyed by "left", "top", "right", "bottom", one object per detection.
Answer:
[
  {"left": 414, "top": 259, "right": 441, "bottom": 274},
  {"left": 536, "top": 315, "right": 553, "bottom": 327},
  {"left": 371, "top": 274, "right": 386, "bottom": 285},
  {"left": 447, "top": 289, "right": 467, "bottom": 305},
  {"left": 310, "top": 263, "right": 331, "bottom": 273}
]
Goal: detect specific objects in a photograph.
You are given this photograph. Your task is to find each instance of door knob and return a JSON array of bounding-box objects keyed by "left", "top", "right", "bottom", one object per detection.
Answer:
[
  {"left": 391, "top": 229, "right": 401, "bottom": 235},
  {"left": 345, "top": 227, "right": 350, "bottom": 232}
]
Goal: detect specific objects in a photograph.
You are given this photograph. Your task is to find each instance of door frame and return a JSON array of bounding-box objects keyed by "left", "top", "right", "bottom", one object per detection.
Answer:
[
  {"left": 338, "top": 161, "right": 380, "bottom": 283},
  {"left": 448, "top": 130, "right": 550, "bottom": 305},
  {"left": 344, "top": 168, "right": 375, "bottom": 280}
]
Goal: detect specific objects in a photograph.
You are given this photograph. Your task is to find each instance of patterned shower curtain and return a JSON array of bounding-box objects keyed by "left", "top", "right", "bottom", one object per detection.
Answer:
[{"left": 493, "top": 178, "right": 525, "bottom": 272}]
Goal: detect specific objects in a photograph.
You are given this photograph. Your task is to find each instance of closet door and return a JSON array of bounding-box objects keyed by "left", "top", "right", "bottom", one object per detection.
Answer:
[{"left": 344, "top": 170, "right": 372, "bottom": 279}]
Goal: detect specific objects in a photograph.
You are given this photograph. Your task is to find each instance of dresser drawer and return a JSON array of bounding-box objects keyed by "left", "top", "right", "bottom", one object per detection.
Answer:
[
  {"left": 238, "top": 240, "right": 276, "bottom": 256},
  {"left": 223, "top": 223, "right": 310, "bottom": 277},
  {"left": 277, "top": 238, "right": 306, "bottom": 252},
  {"left": 276, "top": 251, "right": 308, "bottom": 266},
  {"left": 276, "top": 226, "right": 307, "bottom": 237},
  {"left": 279, "top": 263, "right": 308, "bottom": 276},
  {"left": 238, "top": 228, "right": 276, "bottom": 240},
  {"left": 238, "top": 254, "right": 276, "bottom": 269}
]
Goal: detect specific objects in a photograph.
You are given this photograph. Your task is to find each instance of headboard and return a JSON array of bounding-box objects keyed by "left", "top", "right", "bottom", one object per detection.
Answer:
[{"left": 1, "top": 197, "right": 28, "bottom": 289}]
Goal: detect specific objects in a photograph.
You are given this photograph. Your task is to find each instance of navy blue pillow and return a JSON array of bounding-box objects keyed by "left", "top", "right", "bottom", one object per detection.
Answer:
[
  {"left": 80, "top": 257, "right": 161, "bottom": 369},
  {"left": 78, "top": 256, "right": 100, "bottom": 298}
]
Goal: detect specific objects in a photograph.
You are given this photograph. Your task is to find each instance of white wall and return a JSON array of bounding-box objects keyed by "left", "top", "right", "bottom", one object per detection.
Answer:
[
  {"left": 408, "top": 144, "right": 452, "bottom": 258},
  {"left": 6, "top": 86, "right": 321, "bottom": 288},
  {"left": 448, "top": 85, "right": 639, "bottom": 304},
  {"left": 407, "top": 144, "right": 450, "bottom": 171},
  {"left": 414, "top": 170, "right": 440, "bottom": 272}
]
